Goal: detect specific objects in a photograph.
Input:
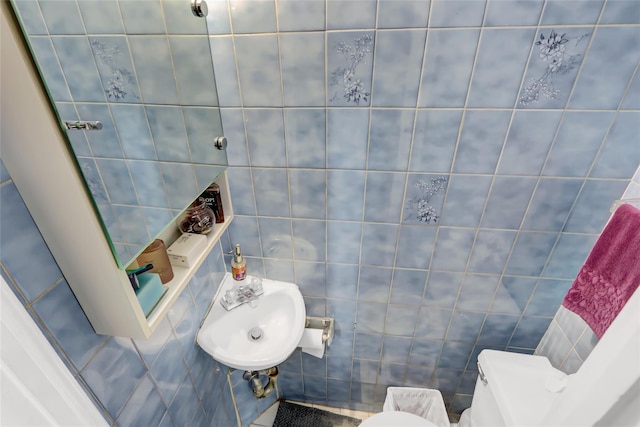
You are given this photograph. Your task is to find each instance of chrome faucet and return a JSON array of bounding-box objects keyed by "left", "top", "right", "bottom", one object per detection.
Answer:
[{"left": 221, "top": 278, "right": 264, "bottom": 311}]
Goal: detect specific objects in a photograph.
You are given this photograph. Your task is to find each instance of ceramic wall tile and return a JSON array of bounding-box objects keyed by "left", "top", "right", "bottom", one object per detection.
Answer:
[
  {"left": 409, "top": 339, "right": 442, "bottom": 366},
  {"left": 428, "top": 0, "right": 486, "bottom": 27},
  {"left": 226, "top": 167, "right": 255, "bottom": 215},
  {"left": 368, "top": 109, "right": 415, "bottom": 170},
  {"left": 441, "top": 175, "right": 492, "bottom": 228},
  {"left": 372, "top": 29, "right": 427, "bottom": 107},
  {"left": 410, "top": 110, "right": 463, "bottom": 173},
  {"left": 600, "top": 0, "right": 640, "bottom": 24},
  {"left": 289, "top": 169, "right": 326, "bottom": 219},
  {"left": 169, "top": 37, "right": 218, "bottom": 106},
  {"left": 76, "top": 157, "right": 108, "bottom": 203},
  {"left": 522, "top": 178, "right": 583, "bottom": 231},
  {"left": 467, "top": 229, "right": 517, "bottom": 274},
  {"left": 208, "top": 38, "right": 240, "bottom": 107},
  {"left": 162, "top": 0, "right": 207, "bottom": 34},
  {"left": 219, "top": 109, "right": 248, "bottom": 166},
  {"left": 129, "top": 36, "right": 179, "bottom": 105},
  {"left": 77, "top": 1, "right": 124, "bottom": 34},
  {"left": 39, "top": 0, "right": 84, "bottom": 34},
  {"left": 415, "top": 308, "right": 452, "bottom": 340},
  {"left": 293, "top": 219, "right": 326, "bottom": 261},
  {"left": 277, "top": 0, "right": 324, "bottom": 32},
  {"left": 424, "top": 271, "right": 463, "bottom": 309},
  {"left": 477, "top": 314, "right": 519, "bottom": 346},
  {"left": 29, "top": 37, "right": 72, "bottom": 101},
  {"left": 118, "top": 0, "right": 166, "bottom": 34},
  {"left": 540, "top": 0, "right": 603, "bottom": 25},
  {"left": 590, "top": 112, "right": 640, "bottom": 179},
  {"left": 519, "top": 27, "right": 592, "bottom": 109},
  {"left": 327, "top": 31, "right": 375, "bottom": 106},
  {"left": 430, "top": 227, "right": 475, "bottom": 272},
  {"left": 110, "top": 104, "right": 155, "bottom": 160},
  {"left": 280, "top": 33, "right": 325, "bottom": 107},
  {"left": 146, "top": 106, "right": 191, "bottom": 162},
  {"left": 621, "top": 70, "right": 640, "bottom": 110},
  {"left": 564, "top": 179, "right": 629, "bottom": 233},
  {"left": 378, "top": 0, "right": 430, "bottom": 29},
  {"left": 327, "top": 109, "right": 369, "bottom": 169},
  {"left": 245, "top": 108, "right": 286, "bottom": 167},
  {"left": 95, "top": 159, "right": 137, "bottom": 205},
  {"left": 117, "top": 376, "right": 167, "bottom": 427},
  {"left": 327, "top": 0, "right": 377, "bottom": 30},
  {"left": 51, "top": 36, "right": 106, "bottom": 102},
  {"left": 525, "top": 279, "right": 572, "bottom": 317},
  {"left": 395, "top": 225, "right": 437, "bottom": 269},
  {"left": 569, "top": 26, "right": 640, "bottom": 109},
  {"left": 452, "top": 110, "right": 511, "bottom": 174},
  {"left": 403, "top": 174, "right": 448, "bottom": 225},
  {"left": 484, "top": 0, "right": 544, "bottom": 26},
  {"left": 543, "top": 111, "right": 614, "bottom": 177},
  {"left": 327, "top": 221, "right": 362, "bottom": 265},
  {"left": 159, "top": 163, "right": 198, "bottom": 209},
  {"left": 234, "top": 35, "right": 282, "bottom": 107},
  {"left": 252, "top": 168, "right": 290, "bottom": 217},
  {"left": 505, "top": 231, "right": 558, "bottom": 276},
  {"left": 467, "top": 28, "right": 535, "bottom": 108},
  {"left": 361, "top": 223, "right": 399, "bottom": 267},
  {"left": 490, "top": 276, "right": 537, "bottom": 315},
  {"left": 327, "top": 170, "right": 366, "bottom": 221},
  {"left": 12, "top": 0, "right": 48, "bottom": 35},
  {"left": 480, "top": 176, "right": 537, "bottom": 229},
  {"left": 285, "top": 109, "right": 326, "bottom": 168},
  {"left": 183, "top": 107, "right": 225, "bottom": 165},
  {"left": 446, "top": 311, "right": 484, "bottom": 343},
  {"left": 456, "top": 274, "right": 500, "bottom": 312},
  {"left": 168, "top": 374, "right": 200, "bottom": 424},
  {"left": 419, "top": 29, "right": 479, "bottom": 107},
  {"left": 75, "top": 103, "right": 123, "bottom": 158},
  {"left": 543, "top": 233, "right": 598, "bottom": 279},
  {"left": 327, "top": 264, "right": 359, "bottom": 300},
  {"left": 498, "top": 111, "right": 562, "bottom": 175},
  {"left": 229, "top": 0, "right": 276, "bottom": 33},
  {"left": 364, "top": 172, "right": 406, "bottom": 223},
  {"left": 390, "top": 269, "right": 428, "bottom": 305},
  {"left": 9, "top": 0, "right": 639, "bottom": 419},
  {"left": 32, "top": 280, "right": 107, "bottom": 369},
  {"left": 81, "top": 338, "right": 146, "bottom": 417}
]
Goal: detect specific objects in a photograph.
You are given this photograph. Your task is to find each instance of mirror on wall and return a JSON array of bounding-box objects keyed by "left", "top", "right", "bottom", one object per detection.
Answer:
[{"left": 9, "top": 0, "right": 227, "bottom": 268}]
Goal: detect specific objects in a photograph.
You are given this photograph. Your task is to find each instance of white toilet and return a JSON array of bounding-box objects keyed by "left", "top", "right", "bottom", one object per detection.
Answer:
[{"left": 361, "top": 349, "right": 564, "bottom": 427}]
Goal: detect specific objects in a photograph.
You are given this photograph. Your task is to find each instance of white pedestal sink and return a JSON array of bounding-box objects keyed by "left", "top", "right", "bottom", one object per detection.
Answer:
[{"left": 197, "top": 274, "right": 306, "bottom": 371}]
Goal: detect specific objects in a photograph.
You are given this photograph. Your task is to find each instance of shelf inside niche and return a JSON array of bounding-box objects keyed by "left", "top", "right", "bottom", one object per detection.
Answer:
[{"left": 144, "top": 170, "right": 234, "bottom": 332}]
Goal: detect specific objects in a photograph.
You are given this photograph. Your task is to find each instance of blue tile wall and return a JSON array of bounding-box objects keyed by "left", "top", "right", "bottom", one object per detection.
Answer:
[
  {"left": 213, "top": 0, "right": 639, "bottom": 420},
  {"left": 6, "top": 0, "right": 640, "bottom": 424},
  {"left": 0, "top": 157, "right": 234, "bottom": 426}
]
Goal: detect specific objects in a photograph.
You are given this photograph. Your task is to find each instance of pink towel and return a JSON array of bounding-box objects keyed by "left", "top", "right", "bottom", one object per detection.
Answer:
[{"left": 562, "top": 203, "right": 640, "bottom": 339}]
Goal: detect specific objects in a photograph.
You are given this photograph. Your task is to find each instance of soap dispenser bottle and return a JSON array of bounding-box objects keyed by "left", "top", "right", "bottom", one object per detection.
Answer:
[{"left": 231, "top": 244, "right": 246, "bottom": 281}]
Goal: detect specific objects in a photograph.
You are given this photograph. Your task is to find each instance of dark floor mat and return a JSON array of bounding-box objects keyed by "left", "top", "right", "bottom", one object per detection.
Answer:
[{"left": 272, "top": 401, "right": 362, "bottom": 427}]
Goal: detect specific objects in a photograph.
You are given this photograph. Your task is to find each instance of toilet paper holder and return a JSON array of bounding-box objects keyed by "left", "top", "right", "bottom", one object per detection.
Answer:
[{"left": 305, "top": 316, "right": 335, "bottom": 347}]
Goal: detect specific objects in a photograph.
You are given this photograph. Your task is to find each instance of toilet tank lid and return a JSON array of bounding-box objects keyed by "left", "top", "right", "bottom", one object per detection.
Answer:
[{"left": 478, "top": 350, "right": 562, "bottom": 426}]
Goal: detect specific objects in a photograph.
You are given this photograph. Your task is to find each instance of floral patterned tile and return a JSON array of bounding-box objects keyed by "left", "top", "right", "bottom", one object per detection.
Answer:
[
  {"left": 519, "top": 28, "right": 592, "bottom": 108},
  {"left": 402, "top": 174, "right": 448, "bottom": 225},
  {"left": 327, "top": 31, "right": 374, "bottom": 106}
]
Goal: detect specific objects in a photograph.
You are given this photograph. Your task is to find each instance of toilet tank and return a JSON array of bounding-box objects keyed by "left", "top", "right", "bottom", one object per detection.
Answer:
[{"left": 468, "top": 350, "right": 562, "bottom": 427}]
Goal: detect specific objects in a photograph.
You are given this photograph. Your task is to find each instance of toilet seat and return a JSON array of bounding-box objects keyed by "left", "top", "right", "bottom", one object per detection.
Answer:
[{"left": 360, "top": 411, "right": 436, "bottom": 426}]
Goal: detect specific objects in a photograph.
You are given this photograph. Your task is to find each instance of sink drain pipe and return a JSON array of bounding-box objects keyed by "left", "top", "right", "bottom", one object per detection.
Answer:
[{"left": 243, "top": 366, "right": 278, "bottom": 398}]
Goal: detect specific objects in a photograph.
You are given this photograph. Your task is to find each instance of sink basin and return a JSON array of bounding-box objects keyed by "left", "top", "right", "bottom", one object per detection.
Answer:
[{"left": 197, "top": 274, "right": 306, "bottom": 371}]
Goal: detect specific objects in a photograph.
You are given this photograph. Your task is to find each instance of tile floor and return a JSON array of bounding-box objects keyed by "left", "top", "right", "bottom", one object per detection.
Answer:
[{"left": 250, "top": 401, "right": 375, "bottom": 427}]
